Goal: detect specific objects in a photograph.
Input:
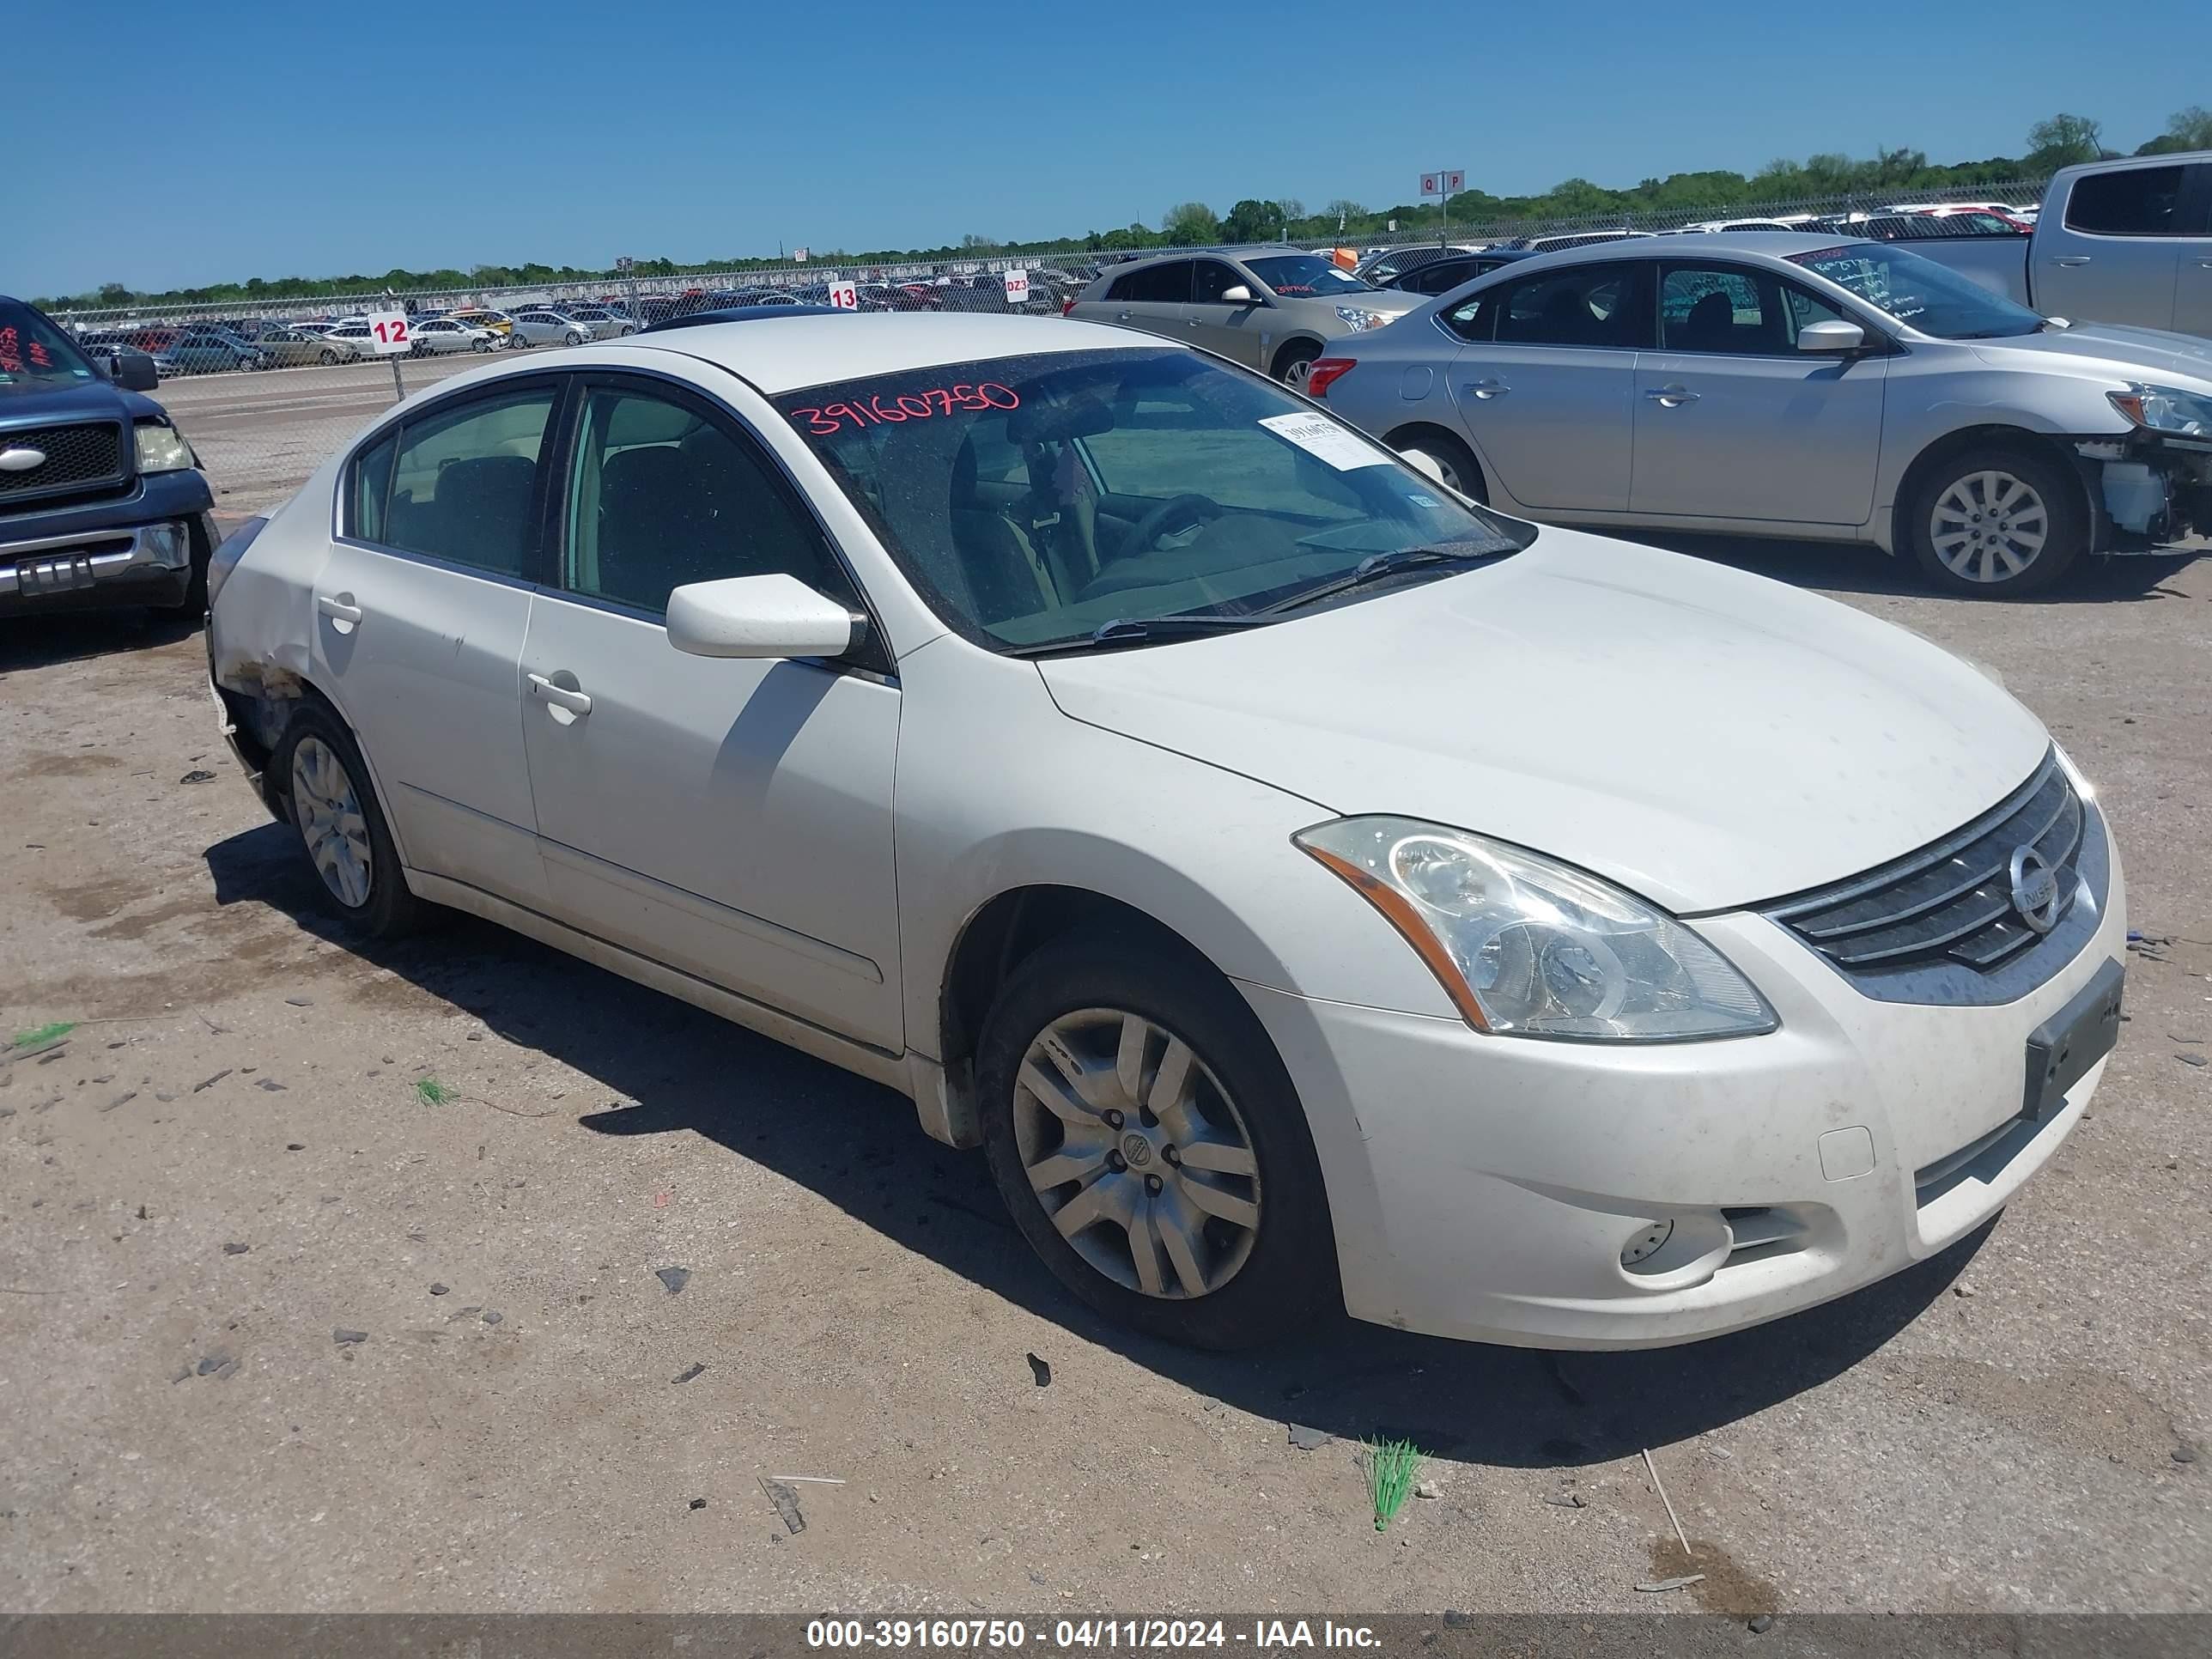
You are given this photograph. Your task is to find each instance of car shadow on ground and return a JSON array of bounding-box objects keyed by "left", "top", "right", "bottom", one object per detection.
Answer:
[
  {"left": 207, "top": 818, "right": 1988, "bottom": 1471},
  {"left": 0, "top": 607, "right": 200, "bottom": 673},
  {"left": 1627, "top": 530, "right": 2206, "bottom": 604}
]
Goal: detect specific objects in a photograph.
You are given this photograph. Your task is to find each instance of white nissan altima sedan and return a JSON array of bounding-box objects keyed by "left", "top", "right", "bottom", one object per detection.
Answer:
[{"left": 204, "top": 314, "right": 2126, "bottom": 1351}]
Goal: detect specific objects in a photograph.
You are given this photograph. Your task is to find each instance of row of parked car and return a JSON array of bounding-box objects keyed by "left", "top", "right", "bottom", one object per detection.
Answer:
[
  {"left": 68, "top": 267, "right": 1107, "bottom": 380},
  {"left": 1060, "top": 153, "right": 2211, "bottom": 598}
]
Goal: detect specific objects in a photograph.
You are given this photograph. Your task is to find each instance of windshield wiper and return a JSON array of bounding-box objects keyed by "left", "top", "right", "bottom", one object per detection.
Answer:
[
  {"left": 1003, "top": 612, "right": 1272, "bottom": 657},
  {"left": 1261, "top": 540, "right": 1517, "bottom": 616}
]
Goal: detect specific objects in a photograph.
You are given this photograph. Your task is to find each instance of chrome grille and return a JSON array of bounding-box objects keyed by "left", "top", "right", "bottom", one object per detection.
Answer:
[
  {"left": 1765, "top": 752, "right": 2082, "bottom": 975},
  {"left": 0, "top": 421, "right": 128, "bottom": 504}
]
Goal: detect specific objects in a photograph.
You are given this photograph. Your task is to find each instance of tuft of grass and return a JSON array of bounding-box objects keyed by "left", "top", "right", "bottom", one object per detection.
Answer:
[
  {"left": 1364, "top": 1438, "right": 1422, "bottom": 1532},
  {"left": 414, "top": 1077, "right": 454, "bottom": 1106},
  {"left": 10, "top": 1021, "right": 77, "bottom": 1053}
]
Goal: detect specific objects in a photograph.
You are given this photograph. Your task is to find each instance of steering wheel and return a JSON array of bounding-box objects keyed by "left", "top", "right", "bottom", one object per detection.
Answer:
[{"left": 1111, "top": 493, "right": 1224, "bottom": 565}]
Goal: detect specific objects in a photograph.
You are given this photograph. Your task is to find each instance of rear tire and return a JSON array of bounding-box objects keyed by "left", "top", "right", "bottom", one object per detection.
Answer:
[
  {"left": 976, "top": 931, "right": 1338, "bottom": 1349},
  {"left": 1273, "top": 341, "right": 1321, "bottom": 391},
  {"left": 1904, "top": 441, "right": 2084, "bottom": 597},
  {"left": 1391, "top": 427, "right": 1488, "bottom": 505},
  {"left": 272, "top": 704, "right": 427, "bottom": 939}
]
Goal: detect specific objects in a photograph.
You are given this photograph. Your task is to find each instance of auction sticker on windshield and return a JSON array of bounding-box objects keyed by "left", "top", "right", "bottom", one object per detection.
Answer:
[{"left": 1259, "top": 411, "right": 1392, "bottom": 470}]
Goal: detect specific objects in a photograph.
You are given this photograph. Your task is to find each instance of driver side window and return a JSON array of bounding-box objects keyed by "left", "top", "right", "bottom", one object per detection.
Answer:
[{"left": 562, "top": 383, "right": 855, "bottom": 617}]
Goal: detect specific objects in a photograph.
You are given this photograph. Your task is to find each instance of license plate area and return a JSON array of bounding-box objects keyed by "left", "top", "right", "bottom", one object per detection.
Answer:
[{"left": 2022, "top": 957, "right": 2124, "bottom": 1125}]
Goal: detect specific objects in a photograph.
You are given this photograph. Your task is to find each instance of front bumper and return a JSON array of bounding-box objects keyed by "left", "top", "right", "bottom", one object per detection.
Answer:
[
  {"left": 1248, "top": 814, "right": 2127, "bottom": 1349},
  {"left": 1, "top": 467, "right": 218, "bottom": 615}
]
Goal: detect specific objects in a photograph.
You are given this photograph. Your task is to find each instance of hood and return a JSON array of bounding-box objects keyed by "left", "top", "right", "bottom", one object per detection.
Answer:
[
  {"left": 1036, "top": 528, "right": 2050, "bottom": 914},
  {"left": 1972, "top": 322, "right": 2212, "bottom": 389},
  {"left": 0, "top": 378, "right": 143, "bottom": 428}
]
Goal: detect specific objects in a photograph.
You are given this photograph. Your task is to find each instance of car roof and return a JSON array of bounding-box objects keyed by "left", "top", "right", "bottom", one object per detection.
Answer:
[
  {"left": 1514, "top": 231, "right": 1857, "bottom": 269},
  {"left": 616, "top": 313, "right": 1163, "bottom": 392}
]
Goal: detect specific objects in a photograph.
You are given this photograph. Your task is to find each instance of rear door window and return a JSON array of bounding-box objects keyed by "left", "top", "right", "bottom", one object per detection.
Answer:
[
  {"left": 2064, "top": 166, "right": 2185, "bottom": 235},
  {"left": 1469, "top": 262, "right": 1653, "bottom": 349},
  {"left": 1109, "top": 262, "right": 1193, "bottom": 304},
  {"left": 363, "top": 385, "right": 558, "bottom": 577}
]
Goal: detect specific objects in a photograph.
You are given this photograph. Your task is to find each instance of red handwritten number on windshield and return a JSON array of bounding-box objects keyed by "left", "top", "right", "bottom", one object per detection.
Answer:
[
  {"left": 0, "top": 327, "right": 21, "bottom": 374},
  {"left": 789, "top": 383, "right": 1018, "bottom": 435}
]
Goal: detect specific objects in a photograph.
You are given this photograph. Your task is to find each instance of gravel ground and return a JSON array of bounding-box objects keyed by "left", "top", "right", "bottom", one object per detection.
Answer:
[{"left": 1, "top": 536, "right": 2208, "bottom": 1617}]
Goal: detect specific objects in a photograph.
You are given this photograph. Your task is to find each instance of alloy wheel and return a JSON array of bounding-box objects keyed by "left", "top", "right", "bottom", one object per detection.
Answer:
[
  {"left": 1012, "top": 1008, "right": 1261, "bottom": 1300},
  {"left": 1929, "top": 469, "right": 2048, "bottom": 585},
  {"left": 289, "top": 736, "right": 373, "bottom": 909}
]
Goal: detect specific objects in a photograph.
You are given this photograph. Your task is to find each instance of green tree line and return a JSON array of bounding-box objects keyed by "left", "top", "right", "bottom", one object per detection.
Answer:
[{"left": 37, "top": 106, "right": 2210, "bottom": 313}]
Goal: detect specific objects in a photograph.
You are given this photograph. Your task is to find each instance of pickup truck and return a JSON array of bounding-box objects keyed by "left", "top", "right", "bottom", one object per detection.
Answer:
[
  {"left": 1910, "top": 151, "right": 2212, "bottom": 337},
  {"left": 1, "top": 295, "right": 219, "bottom": 619}
]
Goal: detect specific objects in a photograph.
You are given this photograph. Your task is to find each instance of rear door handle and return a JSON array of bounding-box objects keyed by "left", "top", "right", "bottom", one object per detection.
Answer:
[
  {"left": 1644, "top": 385, "right": 1700, "bottom": 407},
  {"left": 1464, "top": 378, "right": 1510, "bottom": 398},
  {"left": 527, "top": 672, "right": 592, "bottom": 716},
  {"left": 1116, "top": 310, "right": 1133, "bottom": 322},
  {"left": 2051, "top": 256, "right": 2093, "bottom": 267},
  {"left": 316, "top": 592, "right": 362, "bottom": 630}
]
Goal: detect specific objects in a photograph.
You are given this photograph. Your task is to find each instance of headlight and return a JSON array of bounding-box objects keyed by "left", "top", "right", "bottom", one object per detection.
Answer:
[
  {"left": 2108, "top": 382, "right": 2212, "bottom": 436},
  {"left": 1296, "top": 816, "right": 1778, "bottom": 1041},
  {"left": 135, "top": 422, "right": 195, "bottom": 473},
  {"left": 1334, "top": 307, "right": 1390, "bottom": 332}
]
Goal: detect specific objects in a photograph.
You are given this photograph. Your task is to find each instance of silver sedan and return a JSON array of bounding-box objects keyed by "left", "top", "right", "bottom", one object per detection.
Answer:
[{"left": 1309, "top": 234, "right": 2212, "bottom": 595}]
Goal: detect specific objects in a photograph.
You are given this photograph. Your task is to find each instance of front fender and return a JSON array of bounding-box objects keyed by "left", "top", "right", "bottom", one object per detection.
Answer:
[{"left": 890, "top": 638, "right": 1461, "bottom": 1068}]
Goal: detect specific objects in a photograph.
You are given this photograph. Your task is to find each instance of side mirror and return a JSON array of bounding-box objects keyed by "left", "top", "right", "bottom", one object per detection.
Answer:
[
  {"left": 112, "top": 350, "right": 161, "bottom": 391},
  {"left": 1218, "top": 284, "right": 1255, "bottom": 305},
  {"left": 666, "top": 572, "right": 861, "bottom": 660},
  {"left": 1797, "top": 319, "right": 1867, "bottom": 355}
]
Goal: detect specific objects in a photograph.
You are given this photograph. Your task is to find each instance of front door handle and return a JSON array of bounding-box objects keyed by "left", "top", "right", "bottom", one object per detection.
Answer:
[
  {"left": 316, "top": 592, "right": 362, "bottom": 631},
  {"left": 2197, "top": 259, "right": 2212, "bottom": 270},
  {"left": 527, "top": 672, "right": 592, "bottom": 717},
  {"left": 1644, "top": 385, "right": 1700, "bottom": 407},
  {"left": 2051, "top": 256, "right": 2093, "bottom": 267},
  {"left": 1465, "top": 378, "right": 1510, "bottom": 398},
  {"left": 1116, "top": 310, "right": 1133, "bottom": 322}
]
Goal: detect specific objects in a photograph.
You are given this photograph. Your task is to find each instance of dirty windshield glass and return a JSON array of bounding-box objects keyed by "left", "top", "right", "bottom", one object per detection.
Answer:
[
  {"left": 1787, "top": 243, "right": 2044, "bottom": 339},
  {"left": 775, "top": 348, "right": 1528, "bottom": 651},
  {"left": 0, "top": 301, "right": 97, "bottom": 392}
]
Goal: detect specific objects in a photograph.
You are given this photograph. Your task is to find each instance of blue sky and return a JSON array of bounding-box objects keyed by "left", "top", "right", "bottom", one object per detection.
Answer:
[{"left": 15, "top": 0, "right": 2210, "bottom": 295}]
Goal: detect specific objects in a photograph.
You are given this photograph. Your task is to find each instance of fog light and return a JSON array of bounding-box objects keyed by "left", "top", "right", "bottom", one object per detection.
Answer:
[
  {"left": 1620, "top": 1219, "right": 1674, "bottom": 1267},
  {"left": 144, "top": 522, "right": 187, "bottom": 568}
]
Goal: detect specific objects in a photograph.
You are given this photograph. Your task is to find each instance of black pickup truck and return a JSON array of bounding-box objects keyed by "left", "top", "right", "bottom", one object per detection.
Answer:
[{"left": 1, "top": 295, "right": 219, "bottom": 618}]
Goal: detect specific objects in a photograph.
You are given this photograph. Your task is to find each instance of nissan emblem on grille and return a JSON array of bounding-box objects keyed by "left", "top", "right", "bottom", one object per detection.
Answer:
[
  {"left": 0, "top": 447, "right": 48, "bottom": 473},
  {"left": 2008, "top": 845, "right": 2062, "bottom": 934}
]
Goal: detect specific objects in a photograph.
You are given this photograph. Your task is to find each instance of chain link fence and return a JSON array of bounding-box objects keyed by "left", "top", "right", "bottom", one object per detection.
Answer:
[{"left": 59, "top": 181, "right": 2045, "bottom": 515}]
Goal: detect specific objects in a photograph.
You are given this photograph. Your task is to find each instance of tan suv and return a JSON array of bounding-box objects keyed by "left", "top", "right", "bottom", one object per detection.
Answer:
[{"left": 1067, "top": 247, "right": 1424, "bottom": 388}]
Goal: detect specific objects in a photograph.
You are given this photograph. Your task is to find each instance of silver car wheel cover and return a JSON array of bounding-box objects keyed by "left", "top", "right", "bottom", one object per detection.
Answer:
[
  {"left": 1013, "top": 1007, "right": 1261, "bottom": 1300},
  {"left": 1929, "top": 469, "right": 2048, "bottom": 584},
  {"left": 290, "top": 737, "right": 374, "bottom": 909}
]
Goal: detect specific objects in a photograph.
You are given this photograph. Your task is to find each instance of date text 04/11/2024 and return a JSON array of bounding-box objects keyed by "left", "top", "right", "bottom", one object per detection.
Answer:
[{"left": 805, "top": 1620, "right": 1382, "bottom": 1650}]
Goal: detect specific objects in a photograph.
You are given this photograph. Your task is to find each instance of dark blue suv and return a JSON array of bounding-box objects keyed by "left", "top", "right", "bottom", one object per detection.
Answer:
[{"left": 1, "top": 295, "right": 219, "bottom": 618}]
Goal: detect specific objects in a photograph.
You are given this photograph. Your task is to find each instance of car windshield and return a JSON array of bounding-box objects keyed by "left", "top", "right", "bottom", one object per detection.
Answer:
[
  {"left": 1242, "top": 255, "right": 1372, "bottom": 297},
  {"left": 775, "top": 346, "right": 1530, "bottom": 653},
  {"left": 1788, "top": 242, "right": 2045, "bottom": 339},
  {"left": 0, "top": 301, "right": 97, "bottom": 391}
]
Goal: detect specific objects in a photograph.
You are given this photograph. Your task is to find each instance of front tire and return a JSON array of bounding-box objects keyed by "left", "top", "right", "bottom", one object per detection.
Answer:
[
  {"left": 1905, "top": 442, "right": 2084, "bottom": 597},
  {"left": 273, "top": 705, "right": 425, "bottom": 938},
  {"left": 976, "top": 933, "right": 1337, "bottom": 1349},
  {"left": 319, "top": 347, "right": 340, "bottom": 365}
]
